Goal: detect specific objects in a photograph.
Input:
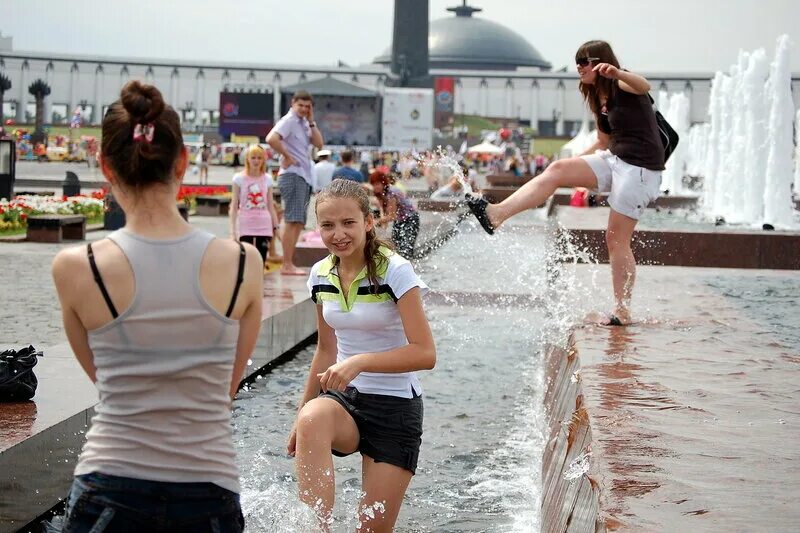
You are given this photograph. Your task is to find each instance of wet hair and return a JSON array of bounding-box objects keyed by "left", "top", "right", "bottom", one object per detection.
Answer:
[
  {"left": 101, "top": 80, "right": 183, "bottom": 191},
  {"left": 244, "top": 144, "right": 266, "bottom": 175},
  {"left": 340, "top": 149, "right": 354, "bottom": 163},
  {"left": 575, "top": 40, "right": 621, "bottom": 118},
  {"left": 315, "top": 179, "right": 393, "bottom": 294},
  {"left": 292, "top": 90, "right": 313, "bottom": 103}
]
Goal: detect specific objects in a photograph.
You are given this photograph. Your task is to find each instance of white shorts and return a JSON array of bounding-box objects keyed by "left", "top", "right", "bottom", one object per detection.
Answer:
[{"left": 580, "top": 150, "right": 662, "bottom": 220}]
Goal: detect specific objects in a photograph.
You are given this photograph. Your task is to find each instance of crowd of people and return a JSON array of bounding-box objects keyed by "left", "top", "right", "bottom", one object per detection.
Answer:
[{"left": 49, "top": 37, "right": 666, "bottom": 532}]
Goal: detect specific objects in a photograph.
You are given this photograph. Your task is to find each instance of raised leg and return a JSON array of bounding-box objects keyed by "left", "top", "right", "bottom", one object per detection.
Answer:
[
  {"left": 294, "top": 398, "right": 359, "bottom": 531},
  {"left": 486, "top": 157, "right": 599, "bottom": 228}
]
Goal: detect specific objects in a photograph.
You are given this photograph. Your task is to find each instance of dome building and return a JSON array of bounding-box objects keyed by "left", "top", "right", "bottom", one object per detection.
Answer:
[{"left": 374, "top": 2, "right": 551, "bottom": 72}]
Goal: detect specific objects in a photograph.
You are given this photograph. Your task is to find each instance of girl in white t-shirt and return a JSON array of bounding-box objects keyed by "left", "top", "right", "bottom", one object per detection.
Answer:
[
  {"left": 229, "top": 145, "right": 279, "bottom": 267},
  {"left": 287, "top": 179, "right": 436, "bottom": 531}
]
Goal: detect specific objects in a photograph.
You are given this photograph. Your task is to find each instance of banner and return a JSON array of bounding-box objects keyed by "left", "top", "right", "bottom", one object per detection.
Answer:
[
  {"left": 434, "top": 77, "right": 455, "bottom": 129},
  {"left": 218, "top": 92, "right": 274, "bottom": 138},
  {"left": 381, "top": 88, "right": 434, "bottom": 152}
]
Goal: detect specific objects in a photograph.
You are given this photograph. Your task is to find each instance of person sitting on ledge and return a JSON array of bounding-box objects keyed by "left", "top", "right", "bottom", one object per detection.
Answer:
[
  {"left": 51, "top": 80, "right": 263, "bottom": 532},
  {"left": 467, "top": 39, "right": 664, "bottom": 326}
]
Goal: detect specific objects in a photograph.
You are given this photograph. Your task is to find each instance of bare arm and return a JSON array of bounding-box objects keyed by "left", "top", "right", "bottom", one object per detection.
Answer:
[
  {"left": 377, "top": 196, "right": 398, "bottom": 226},
  {"left": 317, "top": 287, "right": 436, "bottom": 392},
  {"left": 52, "top": 250, "right": 96, "bottom": 383},
  {"left": 229, "top": 182, "right": 240, "bottom": 239},
  {"left": 594, "top": 63, "right": 651, "bottom": 95},
  {"left": 309, "top": 124, "right": 324, "bottom": 150},
  {"left": 229, "top": 245, "right": 265, "bottom": 399},
  {"left": 299, "top": 306, "right": 338, "bottom": 407},
  {"left": 267, "top": 185, "right": 279, "bottom": 231}
]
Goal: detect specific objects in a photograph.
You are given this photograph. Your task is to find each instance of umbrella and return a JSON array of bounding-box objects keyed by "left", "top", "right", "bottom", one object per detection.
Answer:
[{"left": 467, "top": 141, "right": 503, "bottom": 155}]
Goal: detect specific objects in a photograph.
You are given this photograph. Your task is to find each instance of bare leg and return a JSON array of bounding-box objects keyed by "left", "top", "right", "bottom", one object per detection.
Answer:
[
  {"left": 605, "top": 209, "right": 639, "bottom": 323},
  {"left": 295, "top": 398, "right": 360, "bottom": 530},
  {"left": 357, "top": 456, "right": 414, "bottom": 532},
  {"left": 280, "top": 221, "right": 306, "bottom": 275},
  {"left": 486, "top": 157, "right": 599, "bottom": 228}
]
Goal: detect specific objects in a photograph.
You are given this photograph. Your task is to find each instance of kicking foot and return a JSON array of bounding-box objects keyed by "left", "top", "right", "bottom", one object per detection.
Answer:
[
  {"left": 465, "top": 194, "right": 496, "bottom": 235},
  {"left": 267, "top": 255, "right": 283, "bottom": 263}
]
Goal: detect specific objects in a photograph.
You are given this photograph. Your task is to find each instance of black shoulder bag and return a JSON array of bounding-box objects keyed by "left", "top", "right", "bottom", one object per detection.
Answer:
[
  {"left": 648, "top": 94, "right": 680, "bottom": 163},
  {"left": 0, "top": 345, "right": 43, "bottom": 401}
]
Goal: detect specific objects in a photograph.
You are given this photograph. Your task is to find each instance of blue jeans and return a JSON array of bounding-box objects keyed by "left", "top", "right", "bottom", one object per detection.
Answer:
[{"left": 61, "top": 473, "right": 244, "bottom": 533}]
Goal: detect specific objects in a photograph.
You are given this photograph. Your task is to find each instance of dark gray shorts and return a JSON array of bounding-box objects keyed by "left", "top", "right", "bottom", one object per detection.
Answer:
[
  {"left": 320, "top": 387, "right": 423, "bottom": 474},
  {"left": 278, "top": 173, "right": 312, "bottom": 224}
]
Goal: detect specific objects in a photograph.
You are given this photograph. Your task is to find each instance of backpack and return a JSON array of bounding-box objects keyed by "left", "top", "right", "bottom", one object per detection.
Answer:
[
  {"left": 0, "top": 345, "right": 43, "bottom": 401},
  {"left": 649, "top": 94, "right": 680, "bottom": 163}
]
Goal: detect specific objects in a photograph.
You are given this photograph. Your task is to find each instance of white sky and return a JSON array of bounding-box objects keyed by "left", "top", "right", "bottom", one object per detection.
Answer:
[{"left": 3, "top": 0, "right": 800, "bottom": 73}]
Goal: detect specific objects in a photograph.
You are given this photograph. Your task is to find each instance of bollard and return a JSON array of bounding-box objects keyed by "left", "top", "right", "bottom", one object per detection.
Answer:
[
  {"left": 62, "top": 171, "right": 81, "bottom": 197},
  {"left": 0, "top": 138, "right": 15, "bottom": 201},
  {"left": 104, "top": 193, "right": 126, "bottom": 230}
]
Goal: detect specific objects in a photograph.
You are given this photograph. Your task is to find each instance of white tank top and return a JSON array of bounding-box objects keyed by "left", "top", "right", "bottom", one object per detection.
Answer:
[{"left": 74, "top": 228, "right": 241, "bottom": 493}]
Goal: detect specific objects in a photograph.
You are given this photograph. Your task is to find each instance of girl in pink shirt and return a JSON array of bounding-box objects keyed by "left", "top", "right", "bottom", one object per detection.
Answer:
[{"left": 230, "top": 145, "right": 279, "bottom": 267}]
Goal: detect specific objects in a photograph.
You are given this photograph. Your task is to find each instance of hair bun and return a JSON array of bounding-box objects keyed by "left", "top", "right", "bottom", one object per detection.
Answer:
[{"left": 120, "top": 80, "right": 165, "bottom": 124}]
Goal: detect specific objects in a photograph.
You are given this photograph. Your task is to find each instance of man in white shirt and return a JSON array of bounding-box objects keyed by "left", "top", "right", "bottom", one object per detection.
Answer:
[{"left": 313, "top": 149, "right": 336, "bottom": 192}]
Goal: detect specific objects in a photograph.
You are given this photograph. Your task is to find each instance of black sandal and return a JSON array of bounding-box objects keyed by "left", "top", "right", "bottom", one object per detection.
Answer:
[{"left": 465, "top": 194, "right": 495, "bottom": 235}]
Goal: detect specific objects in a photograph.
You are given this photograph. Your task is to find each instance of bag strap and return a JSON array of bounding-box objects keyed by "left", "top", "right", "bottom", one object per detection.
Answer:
[
  {"left": 87, "top": 243, "right": 119, "bottom": 319},
  {"left": 225, "top": 242, "right": 247, "bottom": 318}
]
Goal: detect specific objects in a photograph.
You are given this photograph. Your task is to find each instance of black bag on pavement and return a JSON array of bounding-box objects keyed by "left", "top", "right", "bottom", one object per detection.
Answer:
[
  {"left": 648, "top": 94, "right": 680, "bottom": 163},
  {"left": 0, "top": 345, "right": 43, "bottom": 401}
]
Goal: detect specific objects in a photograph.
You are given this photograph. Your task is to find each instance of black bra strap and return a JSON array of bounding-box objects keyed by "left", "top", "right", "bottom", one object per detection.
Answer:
[
  {"left": 225, "top": 243, "right": 247, "bottom": 318},
  {"left": 87, "top": 243, "right": 119, "bottom": 319}
]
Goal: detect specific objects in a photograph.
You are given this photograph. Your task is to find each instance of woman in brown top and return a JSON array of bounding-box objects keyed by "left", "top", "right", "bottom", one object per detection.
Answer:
[{"left": 468, "top": 40, "right": 663, "bottom": 325}]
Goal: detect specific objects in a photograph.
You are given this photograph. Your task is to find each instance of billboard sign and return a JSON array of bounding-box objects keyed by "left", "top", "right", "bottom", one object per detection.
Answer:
[
  {"left": 381, "top": 87, "right": 434, "bottom": 151},
  {"left": 218, "top": 92, "right": 274, "bottom": 138},
  {"left": 434, "top": 77, "right": 455, "bottom": 129}
]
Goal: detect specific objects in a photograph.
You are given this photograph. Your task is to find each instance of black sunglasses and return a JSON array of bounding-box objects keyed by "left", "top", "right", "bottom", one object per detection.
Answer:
[{"left": 576, "top": 57, "right": 600, "bottom": 67}]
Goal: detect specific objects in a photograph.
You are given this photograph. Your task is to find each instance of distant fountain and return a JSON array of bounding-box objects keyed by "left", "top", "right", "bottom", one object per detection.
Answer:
[
  {"left": 697, "top": 35, "right": 796, "bottom": 228},
  {"left": 763, "top": 35, "right": 795, "bottom": 228}
]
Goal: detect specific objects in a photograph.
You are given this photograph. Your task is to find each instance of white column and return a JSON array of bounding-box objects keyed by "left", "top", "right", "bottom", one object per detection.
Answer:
[
  {"left": 45, "top": 62, "right": 54, "bottom": 124},
  {"left": 68, "top": 63, "right": 79, "bottom": 113},
  {"left": 683, "top": 80, "right": 694, "bottom": 122},
  {"left": 194, "top": 69, "right": 205, "bottom": 128},
  {"left": 145, "top": 66, "right": 154, "bottom": 85},
  {"left": 273, "top": 72, "right": 282, "bottom": 123},
  {"left": 504, "top": 79, "right": 514, "bottom": 118},
  {"left": 555, "top": 81, "right": 566, "bottom": 136},
  {"left": 169, "top": 67, "right": 180, "bottom": 108},
  {"left": 479, "top": 79, "right": 488, "bottom": 116},
  {"left": 529, "top": 80, "right": 540, "bottom": 133},
  {"left": 455, "top": 78, "right": 464, "bottom": 116},
  {"left": 16, "top": 60, "right": 29, "bottom": 123},
  {"left": 92, "top": 64, "right": 104, "bottom": 124}
]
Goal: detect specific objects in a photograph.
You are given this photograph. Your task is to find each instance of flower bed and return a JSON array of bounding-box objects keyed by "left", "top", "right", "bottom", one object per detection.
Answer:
[
  {"left": 0, "top": 191, "right": 106, "bottom": 235},
  {"left": 177, "top": 185, "right": 230, "bottom": 211}
]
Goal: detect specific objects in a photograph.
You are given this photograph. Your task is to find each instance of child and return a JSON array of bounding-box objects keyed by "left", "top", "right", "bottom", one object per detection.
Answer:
[
  {"left": 230, "top": 144, "right": 279, "bottom": 268},
  {"left": 52, "top": 80, "right": 263, "bottom": 531},
  {"left": 287, "top": 179, "right": 436, "bottom": 532}
]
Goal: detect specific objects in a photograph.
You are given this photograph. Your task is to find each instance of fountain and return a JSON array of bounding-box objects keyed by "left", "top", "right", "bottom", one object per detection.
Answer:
[{"left": 693, "top": 35, "right": 797, "bottom": 228}]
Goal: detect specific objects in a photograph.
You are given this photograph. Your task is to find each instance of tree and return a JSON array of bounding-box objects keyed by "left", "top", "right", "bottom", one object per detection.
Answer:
[
  {"left": 0, "top": 73, "right": 11, "bottom": 120},
  {"left": 28, "top": 79, "right": 51, "bottom": 138}
]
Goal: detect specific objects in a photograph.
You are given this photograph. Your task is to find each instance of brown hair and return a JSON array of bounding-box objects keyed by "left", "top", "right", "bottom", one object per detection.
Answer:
[
  {"left": 575, "top": 40, "right": 621, "bottom": 118},
  {"left": 101, "top": 80, "right": 183, "bottom": 191},
  {"left": 292, "top": 90, "right": 313, "bottom": 103},
  {"left": 315, "top": 179, "right": 393, "bottom": 294},
  {"left": 340, "top": 149, "right": 354, "bottom": 164}
]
